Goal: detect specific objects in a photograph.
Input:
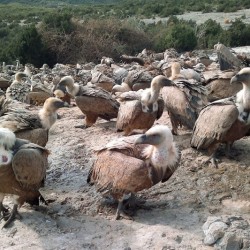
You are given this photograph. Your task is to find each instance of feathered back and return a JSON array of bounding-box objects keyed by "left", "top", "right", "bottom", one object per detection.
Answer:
[
  {"left": 191, "top": 98, "right": 238, "bottom": 149},
  {"left": 76, "top": 85, "right": 120, "bottom": 120},
  {"left": 162, "top": 80, "right": 208, "bottom": 130},
  {"left": 0, "top": 111, "right": 41, "bottom": 132}
]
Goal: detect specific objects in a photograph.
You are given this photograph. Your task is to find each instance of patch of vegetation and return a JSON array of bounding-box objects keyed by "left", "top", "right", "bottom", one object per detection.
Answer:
[{"left": 0, "top": 1, "right": 249, "bottom": 66}]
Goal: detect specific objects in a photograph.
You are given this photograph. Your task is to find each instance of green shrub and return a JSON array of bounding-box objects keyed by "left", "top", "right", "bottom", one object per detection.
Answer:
[
  {"left": 196, "top": 19, "right": 226, "bottom": 49},
  {"left": 226, "top": 19, "right": 250, "bottom": 47},
  {"left": 8, "top": 25, "right": 51, "bottom": 67},
  {"left": 42, "top": 11, "right": 74, "bottom": 34}
]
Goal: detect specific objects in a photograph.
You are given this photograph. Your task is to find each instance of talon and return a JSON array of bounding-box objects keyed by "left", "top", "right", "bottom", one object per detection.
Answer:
[
  {"left": 74, "top": 124, "right": 90, "bottom": 129},
  {"left": 115, "top": 211, "right": 134, "bottom": 221},
  {"left": 0, "top": 203, "right": 9, "bottom": 221},
  {"left": 2, "top": 204, "right": 21, "bottom": 229},
  {"left": 205, "top": 157, "right": 219, "bottom": 168},
  {"left": 115, "top": 200, "right": 134, "bottom": 221}
]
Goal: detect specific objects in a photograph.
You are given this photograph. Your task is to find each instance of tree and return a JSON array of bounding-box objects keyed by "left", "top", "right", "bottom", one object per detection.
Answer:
[
  {"left": 226, "top": 19, "right": 250, "bottom": 47},
  {"left": 196, "top": 19, "right": 227, "bottom": 49},
  {"left": 163, "top": 22, "right": 197, "bottom": 52},
  {"left": 42, "top": 11, "right": 74, "bottom": 34},
  {"left": 9, "top": 25, "right": 49, "bottom": 67}
]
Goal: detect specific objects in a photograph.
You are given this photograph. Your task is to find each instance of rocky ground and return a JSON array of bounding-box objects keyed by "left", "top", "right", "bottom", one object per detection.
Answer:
[{"left": 0, "top": 104, "right": 250, "bottom": 250}]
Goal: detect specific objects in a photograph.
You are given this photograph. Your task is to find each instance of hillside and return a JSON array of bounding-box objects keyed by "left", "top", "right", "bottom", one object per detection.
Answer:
[
  {"left": 0, "top": 0, "right": 122, "bottom": 5},
  {"left": 0, "top": 0, "right": 249, "bottom": 14}
]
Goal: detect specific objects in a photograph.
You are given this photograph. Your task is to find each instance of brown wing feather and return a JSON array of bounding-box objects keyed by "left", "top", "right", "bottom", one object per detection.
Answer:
[
  {"left": 118, "top": 90, "right": 141, "bottom": 101},
  {"left": 90, "top": 150, "right": 152, "bottom": 198},
  {"left": 116, "top": 99, "right": 143, "bottom": 131},
  {"left": 100, "top": 134, "right": 147, "bottom": 159},
  {"left": 12, "top": 144, "right": 49, "bottom": 188},
  {"left": 162, "top": 86, "right": 195, "bottom": 129},
  {"left": 117, "top": 91, "right": 162, "bottom": 132},
  {"left": 191, "top": 101, "right": 238, "bottom": 149},
  {"left": 0, "top": 111, "right": 41, "bottom": 132},
  {"left": 162, "top": 81, "right": 207, "bottom": 129},
  {"left": 75, "top": 96, "right": 119, "bottom": 120},
  {"left": 156, "top": 98, "right": 165, "bottom": 119}
]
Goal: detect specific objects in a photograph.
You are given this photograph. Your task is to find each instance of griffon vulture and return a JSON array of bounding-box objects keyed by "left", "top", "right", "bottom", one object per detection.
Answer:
[
  {"left": 191, "top": 67, "right": 250, "bottom": 167},
  {"left": 0, "top": 97, "right": 68, "bottom": 146},
  {"left": 116, "top": 89, "right": 165, "bottom": 135},
  {"left": 0, "top": 128, "right": 49, "bottom": 228},
  {"left": 88, "top": 125, "right": 180, "bottom": 220},
  {"left": 54, "top": 76, "right": 120, "bottom": 128}
]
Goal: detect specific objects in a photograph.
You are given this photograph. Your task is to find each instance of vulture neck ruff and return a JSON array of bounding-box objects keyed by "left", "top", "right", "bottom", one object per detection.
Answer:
[
  {"left": 65, "top": 81, "right": 80, "bottom": 97},
  {"left": 39, "top": 108, "right": 57, "bottom": 130},
  {"left": 60, "top": 77, "right": 80, "bottom": 97},
  {"left": 236, "top": 84, "right": 250, "bottom": 124},
  {"left": 143, "top": 134, "right": 179, "bottom": 173},
  {"left": 242, "top": 84, "right": 250, "bottom": 110},
  {"left": 0, "top": 128, "right": 16, "bottom": 165}
]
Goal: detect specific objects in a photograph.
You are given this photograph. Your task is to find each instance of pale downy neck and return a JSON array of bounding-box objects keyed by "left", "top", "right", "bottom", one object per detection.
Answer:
[
  {"left": 39, "top": 108, "right": 57, "bottom": 130},
  {"left": 65, "top": 81, "right": 80, "bottom": 97},
  {"left": 143, "top": 140, "right": 179, "bottom": 172},
  {"left": 172, "top": 67, "right": 180, "bottom": 76},
  {"left": 150, "top": 81, "right": 161, "bottom": 103},
  {"left": 242, "top": 83, "right": 250, "bottom": 110},
  {"left": 15, "top": 73, "right": 24, "bottom": 82}
]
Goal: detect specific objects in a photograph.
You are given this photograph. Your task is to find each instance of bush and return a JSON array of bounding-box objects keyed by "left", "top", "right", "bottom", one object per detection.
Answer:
[
  {"left": 40, "top": 17, "right": 152, "bottom": 64},
  {"left": 42, "top": 11, "right": 74, "bottom": 34},
  {"left": 152, "top": 17, "right": 197, "bottom": 52},
  {"left": 8, "top": 25, "right": 51, "bottom": 67},
  {"left": 196, "top": 19, "right": 227, "bottom": 49},
  {"left": 226, "top": 19, "right": 250, "bottom": 47}
]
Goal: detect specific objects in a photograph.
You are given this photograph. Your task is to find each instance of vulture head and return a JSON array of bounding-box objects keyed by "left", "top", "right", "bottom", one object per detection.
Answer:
[
  {"left": 57, "top": 76, "right": 79, "bottom": 97},
  {"left": 43, "top": 97, "right": 69, "bottom": 112},
  {"left": 141, "top": 75, "right": 173, "bottom": 113},
  {"left": 14, "top": 72, "right": 27, "bottom": 82},
  {"left": 39, "top": 97, "right": 69, "bottom": 129},
  {"left": 0, "top": 128, "right": 16, "bottom": 165},
  {"left": 58, "top": 75, "right": 74, "bottom": 87},
  {"left": 230, "top": 67, "right": 250, "bottom": 85},
  {"left": 135, "top": 125, "right": 173, "bottom": 147},
  {"left": 54, "top": 88, "right": 66, "bottom": 99},
  {"left": 141, "top": 89, "right": 158, "bottom": 113}
]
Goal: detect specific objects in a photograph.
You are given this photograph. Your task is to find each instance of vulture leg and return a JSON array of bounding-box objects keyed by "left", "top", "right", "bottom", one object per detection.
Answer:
[
  {"left": 124, "top": 194, "right": 149, "bottom": 211},
  {"left": 115, "top": 200, "right": 133, "bottom": 220},
  {"left": 0, "top": 203, "right": 9, "bottom": 221},
  {"left": 2, "top": 204, "right": 22, "bottom": 228},
  {"left": 0, "top": 195, "right": 9, "bottom": 221},
  {"left": 205, "top": 152, "right": 219, "bottom": 168},
  {"left": 168, "top": 113, "right": 178, "bottom": 135},
  {"left": 225, "top": 142, "right": 236, "bottom": 159},
  {"left": 75, "top": 114, "right": 98, "bottom": 129},
  {"left": 205, "top": 144, "right": 221, "bottom": 168}
]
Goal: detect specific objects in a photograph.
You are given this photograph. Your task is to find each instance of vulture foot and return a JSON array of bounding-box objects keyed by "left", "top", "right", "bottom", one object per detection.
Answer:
[
  {"left": 205, "top": 155, "right": 219, "bottom": 168},
  {"left": 74, "top": 124, "right": 89, "bottom": 129},
  {"left": 2, "top": 204, "right": 22, "bottom": 228},
  {"left": 124, "top": 194, "right": 149, "bottom": 211},
  {"left": 115, "top": 201, "right": 134, "bottom": 221},
  {"left": 0, "top": 203, "right": 9, "bottom": 221}
]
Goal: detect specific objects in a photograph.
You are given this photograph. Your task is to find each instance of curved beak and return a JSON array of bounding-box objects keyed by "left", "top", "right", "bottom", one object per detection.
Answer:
[
  {"left": 158, "top": 76, "right": 173, "bottom": 88},
  {"left": 135, "top": 133, "right": 161, "bottom": 145},
  {"left": 135, "top": 134, "right": 147, "bottom": 144},
  {"left": 230, "top": 75, "right": 240, "bottom": 84}
]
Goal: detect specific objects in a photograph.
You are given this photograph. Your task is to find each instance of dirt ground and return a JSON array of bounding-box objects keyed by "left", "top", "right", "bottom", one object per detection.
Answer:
[{"left": 0, "top": 104, "right": 249, "bottom": 250}]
